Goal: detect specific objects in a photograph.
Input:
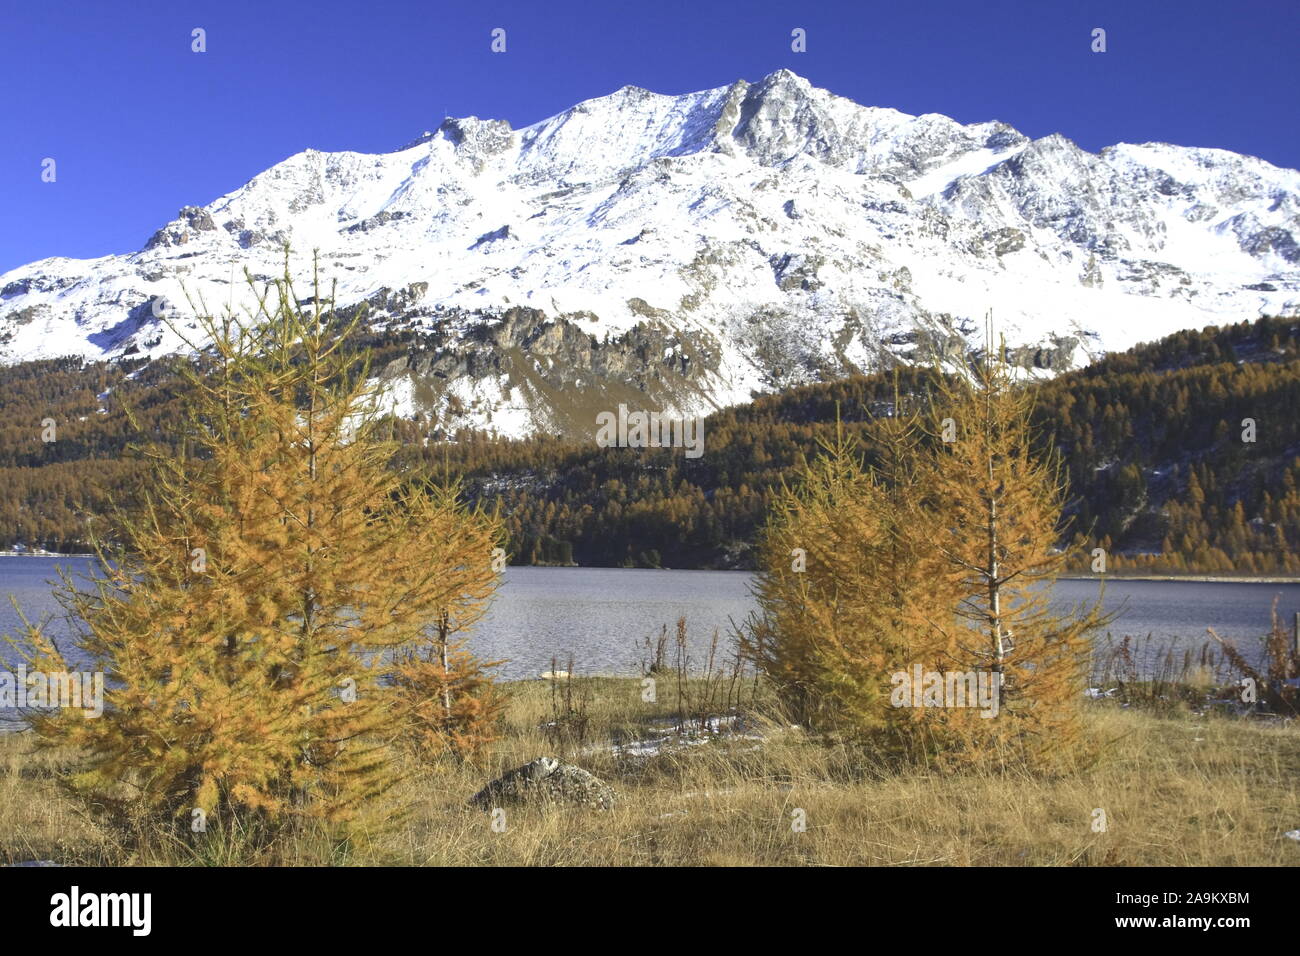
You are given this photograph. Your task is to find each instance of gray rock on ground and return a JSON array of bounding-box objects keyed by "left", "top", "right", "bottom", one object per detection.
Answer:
[{"left": 470, "top": 756, "right": 616, "bottom": 811}]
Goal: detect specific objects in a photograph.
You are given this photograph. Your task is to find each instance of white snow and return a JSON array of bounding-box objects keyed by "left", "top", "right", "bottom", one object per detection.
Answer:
[{"left": 1, "top": 70, "right": 1298, "bottom": 437}]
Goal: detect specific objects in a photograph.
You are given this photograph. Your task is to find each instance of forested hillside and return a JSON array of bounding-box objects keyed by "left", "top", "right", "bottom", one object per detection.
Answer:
[{"left": 3, "top": 315, "right": 1298, "bottom": 575}]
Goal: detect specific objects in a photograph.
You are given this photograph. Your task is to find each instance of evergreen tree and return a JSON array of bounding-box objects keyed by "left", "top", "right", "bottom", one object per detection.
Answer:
[
  {"left": 8, "top": 260, "right": 501, "bottom": 845},
  {"left": 740, "top": 397, "right": 950, "bottom": 754},
  {"left": 919, "top": 336, "right": 1105, "bottom": 767},
  {"left": 390, "top": 480, "right": 505, "bottom": 764},
  {"left": 803, "top": 391, "right": 954, "bottom": 754}
]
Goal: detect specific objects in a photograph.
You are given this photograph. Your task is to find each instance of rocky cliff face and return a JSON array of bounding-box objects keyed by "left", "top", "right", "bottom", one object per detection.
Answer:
[
  {"left": 2, "top": 69, "right": 1297, "bottom": 437},
  {"left": 377, "top": 303, "right": 726, "bottom": 437}
]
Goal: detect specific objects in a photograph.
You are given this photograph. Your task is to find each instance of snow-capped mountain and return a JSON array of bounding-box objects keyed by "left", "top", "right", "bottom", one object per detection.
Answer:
[{"left": 3, "top": 69, "right": 1298, "bottom": 437}]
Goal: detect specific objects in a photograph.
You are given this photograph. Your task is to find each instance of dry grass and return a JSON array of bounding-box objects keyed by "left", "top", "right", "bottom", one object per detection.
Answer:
[{"left": 2, "top": 678, "right": 1298, "bottom": 866}]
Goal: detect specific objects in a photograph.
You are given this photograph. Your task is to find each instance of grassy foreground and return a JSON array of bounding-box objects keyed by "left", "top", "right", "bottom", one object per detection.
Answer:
[{"left": 2, "top": 678, "right": 1298, "bottom": 866}]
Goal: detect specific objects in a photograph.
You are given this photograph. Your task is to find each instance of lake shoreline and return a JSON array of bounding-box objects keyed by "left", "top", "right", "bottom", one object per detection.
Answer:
[
  {"left": 3, "top": 554, "right": 1298, "bottom": 585},
  {"left": 6, "top": 560, "right": 1297, "bottom": 681}
]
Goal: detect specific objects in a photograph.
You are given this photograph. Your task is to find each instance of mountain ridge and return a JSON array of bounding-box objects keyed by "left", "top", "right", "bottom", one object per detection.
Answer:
[{"left": 2, "top": 69, "right": 1298, "bottom": 438}]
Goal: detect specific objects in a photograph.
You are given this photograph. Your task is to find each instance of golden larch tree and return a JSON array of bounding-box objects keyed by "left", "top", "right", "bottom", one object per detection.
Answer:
[
  {"left": 919, "top": 335, "right": 1104, "bottom": 767},
  {"left": 741, "top": 396, "right": 950, "bottom": 754},
  {"left": 7, "top": 260, "right": 502, "bottom": 844},
  {"left": 389, "top": 479, "right": 506, "bottom": 764}
]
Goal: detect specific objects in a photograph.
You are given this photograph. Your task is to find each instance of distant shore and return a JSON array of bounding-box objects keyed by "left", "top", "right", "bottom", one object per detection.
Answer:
[{"left": 2, "top": 553, "right": 1298, "bottom": 584}]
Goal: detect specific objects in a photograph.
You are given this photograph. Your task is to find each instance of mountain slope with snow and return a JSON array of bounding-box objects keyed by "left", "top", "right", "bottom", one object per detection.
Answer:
[{"left": 2, "top": 69, "right": 1297, "bottom": 436}]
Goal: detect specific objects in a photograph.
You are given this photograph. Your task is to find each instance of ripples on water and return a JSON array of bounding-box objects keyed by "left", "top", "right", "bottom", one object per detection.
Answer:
[{"left": 2, "top": 558, "right": 1295, "bottom": 683}]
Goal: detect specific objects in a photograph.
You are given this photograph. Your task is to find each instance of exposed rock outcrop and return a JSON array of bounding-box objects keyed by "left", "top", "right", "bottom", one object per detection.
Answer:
[{"left": 470, "top": 756, "right": 616, "bottom": 810}]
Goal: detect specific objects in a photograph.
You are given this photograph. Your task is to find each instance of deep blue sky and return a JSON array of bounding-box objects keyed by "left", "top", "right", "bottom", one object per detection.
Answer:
[{"left": 2, "top": 0, "right": 1297, "bottom": 274}]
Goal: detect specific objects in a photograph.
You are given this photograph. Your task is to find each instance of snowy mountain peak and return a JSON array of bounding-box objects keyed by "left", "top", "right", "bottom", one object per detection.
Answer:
[{"left": 2, "top": 70, "right": 1298, "bottom": 438}]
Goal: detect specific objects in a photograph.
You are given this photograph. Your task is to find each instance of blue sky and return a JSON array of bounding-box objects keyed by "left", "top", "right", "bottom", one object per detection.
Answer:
[{"left": 1, "top": 0, "right": 1296, "bottom": 273}]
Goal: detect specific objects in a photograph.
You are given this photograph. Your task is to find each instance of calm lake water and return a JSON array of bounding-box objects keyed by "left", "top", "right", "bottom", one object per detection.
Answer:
[{"left": 2, "top": 556, "right": 1296, "bottom": 683}]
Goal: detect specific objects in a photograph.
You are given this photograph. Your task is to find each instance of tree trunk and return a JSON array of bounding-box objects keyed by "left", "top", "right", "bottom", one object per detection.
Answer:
[
  {"left": 988, "top": 471, "right": 1004, "bottom": 673},
  {"left": 439, "top": 612, "right": 452, "bottom": 724}
]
